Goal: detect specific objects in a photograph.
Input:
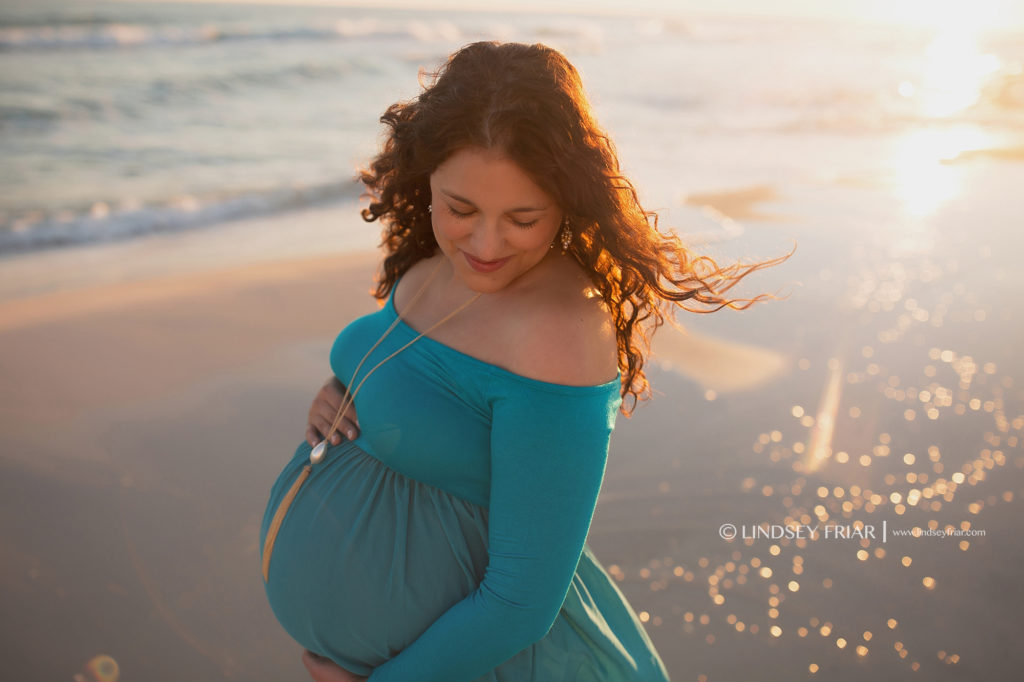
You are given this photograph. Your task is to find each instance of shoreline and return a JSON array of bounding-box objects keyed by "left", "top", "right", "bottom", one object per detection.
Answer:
[{"left": 0, "top": 198, "right": 380, "bottom": 303}]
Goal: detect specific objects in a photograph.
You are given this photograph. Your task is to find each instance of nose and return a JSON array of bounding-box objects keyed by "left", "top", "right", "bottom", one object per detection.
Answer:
[{"left": 467, "top": 217, "right": 507, "bottom": 261}]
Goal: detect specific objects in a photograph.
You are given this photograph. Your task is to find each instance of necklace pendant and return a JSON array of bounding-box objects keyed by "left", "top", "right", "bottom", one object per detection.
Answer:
[{"left": 310, "top": 439, "right": 327, "bottom": 465}]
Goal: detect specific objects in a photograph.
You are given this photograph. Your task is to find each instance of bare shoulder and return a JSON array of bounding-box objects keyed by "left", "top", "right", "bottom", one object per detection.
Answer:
[
  {"left": 393, "top": 252, "right": 444, "bottom": 309},
  {"left": 397, "top": 252, "right": 443, "bottom": 292},
  {"left": 509, "top": 262, "right": 619, "bottom": 387}
]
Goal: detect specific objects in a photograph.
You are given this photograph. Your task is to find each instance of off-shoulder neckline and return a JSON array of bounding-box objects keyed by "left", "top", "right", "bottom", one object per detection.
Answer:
[{"left": 386, "top": 276, "right": 622, "bottom": 396}]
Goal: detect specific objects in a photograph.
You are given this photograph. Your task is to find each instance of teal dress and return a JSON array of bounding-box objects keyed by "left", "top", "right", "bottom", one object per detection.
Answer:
[{"left": 259, "top": 274, "right": 670, "bottom": 681}]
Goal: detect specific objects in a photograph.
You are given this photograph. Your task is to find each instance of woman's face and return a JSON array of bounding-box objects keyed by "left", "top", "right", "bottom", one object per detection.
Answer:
[{"left": 429, "top": 146, "right": 563, "bottom": 295}]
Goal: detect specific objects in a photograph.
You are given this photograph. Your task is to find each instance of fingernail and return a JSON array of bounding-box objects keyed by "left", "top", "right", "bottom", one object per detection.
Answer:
[
  {"left": 332, "top": 434, "right": 341, "bottom": 444},
  {"left": 347, "top": 429, "right": 356, "bottom": 439}
]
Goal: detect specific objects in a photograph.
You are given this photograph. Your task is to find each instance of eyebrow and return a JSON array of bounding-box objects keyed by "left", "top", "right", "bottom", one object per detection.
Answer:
[{"left": 441, "top": 189, "right": 548, "bottom": 213}]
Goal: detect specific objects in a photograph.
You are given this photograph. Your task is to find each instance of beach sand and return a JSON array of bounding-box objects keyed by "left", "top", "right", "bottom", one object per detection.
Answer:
[
  {"left": 2, "top": 159, "right": 1024, "bottom": 680},
  {"left": 0, "top": 223, "right": 384, "bottom": 678}
]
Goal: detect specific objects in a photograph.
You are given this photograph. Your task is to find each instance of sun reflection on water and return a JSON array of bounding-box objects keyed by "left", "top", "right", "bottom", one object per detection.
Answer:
[
  {"left": 910, "top": 27, "right": 1002, "bottom": 119},
  {"left": 722, "top": 252, "right": 1015, "bottom": 675},
  {"left": 887, "top": 125, "right": 996, "bottom": 232},
  {"left": 886, "top": 7, "right": 1004, "bottom": 226},
  {"left": 612, "top": 232, "right": 1022, "bottom": 677}
]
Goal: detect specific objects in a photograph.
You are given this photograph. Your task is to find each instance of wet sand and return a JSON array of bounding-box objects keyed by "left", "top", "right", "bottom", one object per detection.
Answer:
[
  {"left": 682, "top": 185, "right": 787, "bottom": 223},
  {"left": 0, "top": 230, "right": 384, "bottom": 679},
  {"left": 2, "top": 156, "right": 1024, "bottom": 680}
]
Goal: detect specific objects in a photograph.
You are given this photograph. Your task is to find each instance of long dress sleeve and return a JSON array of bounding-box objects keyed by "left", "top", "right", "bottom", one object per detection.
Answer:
[{"left": 366, "top": 379, "right": 622, "bottom": 682}]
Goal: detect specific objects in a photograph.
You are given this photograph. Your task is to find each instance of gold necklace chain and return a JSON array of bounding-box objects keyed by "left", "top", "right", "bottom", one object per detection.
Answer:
[
  {"left": 315, "top": 257, "right": 479, "bottom": 465},
  {"left": 262, "top": 256, "right": 481, "bottom": 581}
]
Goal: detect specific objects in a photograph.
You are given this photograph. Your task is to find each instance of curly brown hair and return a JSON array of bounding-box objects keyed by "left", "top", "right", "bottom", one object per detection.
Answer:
[{"left": 357, "top": 41, "right": 794, "bottom": 416}]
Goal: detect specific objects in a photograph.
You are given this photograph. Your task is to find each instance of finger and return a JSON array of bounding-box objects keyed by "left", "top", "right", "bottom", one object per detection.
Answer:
[
  {"left": 343, "top": 403, "right": 359, "bottom": 428},
  {"left": 314, "top": 400, "right": 346, "bottom": 427},
  {"left": 312, "top": 415, "right": 358, "bottom": 443},
  {"left": 340, "top": 420, "right": 359, "bottom": 441},
  {"left": 336, "top": 417, "right": 358, "bottom": 441},
  {"left": 317, "top": 391, "right": 357, "bottom": 424},
  {"left": 305, "top": 421, "right": 342, "bottom": 447},
  {"left": 323, "top": 407, "right": 359, "bottom": 436},
  {"left": 311, "top": 414, "right": 339, "bottom": 442}
]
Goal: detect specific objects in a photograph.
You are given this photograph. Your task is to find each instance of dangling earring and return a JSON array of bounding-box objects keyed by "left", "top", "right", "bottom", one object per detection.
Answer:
[
  {"left": 551, "top": 216, "right": 572, "bottom": 252},
  {"left": 427, "top": 204, "right": 432, "bottom": 213},
  {"left": 558, "top": 217, "right": 572, "bottom": 254}
]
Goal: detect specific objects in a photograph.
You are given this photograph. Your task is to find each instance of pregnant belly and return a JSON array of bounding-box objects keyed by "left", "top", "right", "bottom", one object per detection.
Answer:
[{"left": 259, "top": 439, "right": 490, "bottom": 674}]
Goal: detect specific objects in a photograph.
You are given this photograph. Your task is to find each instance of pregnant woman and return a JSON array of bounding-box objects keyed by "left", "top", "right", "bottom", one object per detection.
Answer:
[{"left": 260, "top": 41, "right": 790, "bottom": 681}]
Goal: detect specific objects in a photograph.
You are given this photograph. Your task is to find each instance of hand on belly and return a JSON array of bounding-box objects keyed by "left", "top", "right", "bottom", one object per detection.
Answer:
[{"left": 302, "top": 650, "right": 368, "bottom": 682}]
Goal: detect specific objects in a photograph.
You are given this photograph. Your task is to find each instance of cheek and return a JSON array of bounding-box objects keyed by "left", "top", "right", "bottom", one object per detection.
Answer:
[
  {"left": 433, "top": 216, "right": 471, "bottom": 242},
  {"left": 520, "top": 224, "right": 560, "bottom": 251},
  {"left": 519, "top": 232, "right": 551, "bottom": 253}
]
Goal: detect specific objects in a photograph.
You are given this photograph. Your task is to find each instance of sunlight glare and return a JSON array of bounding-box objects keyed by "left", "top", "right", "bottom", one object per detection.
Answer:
[
  {"left": 915, "top": 28, "right": 1002, "bottom": 119},
  {"left": 889, "top": 126, "right": 994, "bottom": 220}
]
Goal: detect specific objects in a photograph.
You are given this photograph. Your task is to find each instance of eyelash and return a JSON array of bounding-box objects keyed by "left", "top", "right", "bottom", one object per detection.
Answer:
[{"left": 445, "top": 205, "right": 538, "bottom": 229}]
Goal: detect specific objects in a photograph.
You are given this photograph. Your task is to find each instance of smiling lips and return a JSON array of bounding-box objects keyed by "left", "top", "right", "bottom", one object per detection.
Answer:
[{"left": 463, "top": 251, "right": 511, "bottom": 272}]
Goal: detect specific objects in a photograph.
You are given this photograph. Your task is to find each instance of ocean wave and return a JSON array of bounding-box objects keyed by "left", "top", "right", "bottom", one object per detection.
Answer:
[
  {"left": 0, "top": 59, "right": 383, "bottom": 130},
  {"left": 138, "top": 60, "right": 367, "bottom": 103},
  {"left": 0, "top": 17, "right": 463, "bottom": 52},
  {"left": 0, "top": 179, "right": 364, "bottom": 255},
  {"left": 0, "top": 104, "right": 62, "bottom": 131},
  {"left": 0, "top": 21, "right": 223, "bottom": 50},
  {"left": 0, "top": 11, "right": 123, "bottom": 30}
]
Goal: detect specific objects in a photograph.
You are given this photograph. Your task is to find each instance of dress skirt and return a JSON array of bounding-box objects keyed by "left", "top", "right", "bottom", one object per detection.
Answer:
[{"left": 260, "top": 438, "right": 670, "bottom": 681}]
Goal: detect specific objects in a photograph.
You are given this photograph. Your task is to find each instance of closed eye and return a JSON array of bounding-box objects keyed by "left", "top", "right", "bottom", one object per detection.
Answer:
[
  {"left": 446, "top": 205, "right": 473, "bottom": 219},
  {"left": 445, "top": 205, "right": 538, "bottom": 229}
]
